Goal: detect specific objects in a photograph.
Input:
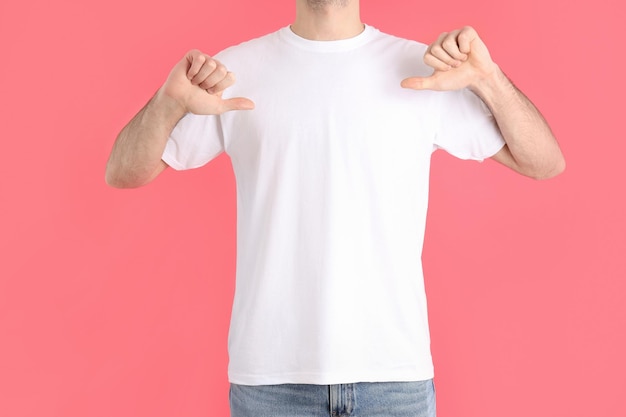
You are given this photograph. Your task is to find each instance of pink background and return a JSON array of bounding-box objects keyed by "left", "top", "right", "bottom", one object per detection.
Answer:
[{"left": 1, "top": 0, "right": 624, "bottom": 416}]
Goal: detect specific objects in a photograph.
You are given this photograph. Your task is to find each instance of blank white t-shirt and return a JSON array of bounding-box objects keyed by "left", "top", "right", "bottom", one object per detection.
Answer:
[{"left": 162, "top": 25, "right": 505, "bottom": 385}]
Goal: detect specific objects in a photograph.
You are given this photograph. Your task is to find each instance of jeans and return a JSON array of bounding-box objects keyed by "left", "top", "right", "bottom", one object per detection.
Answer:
[{"left": 229, "top": 379, "right": 436, "bottom": 417}]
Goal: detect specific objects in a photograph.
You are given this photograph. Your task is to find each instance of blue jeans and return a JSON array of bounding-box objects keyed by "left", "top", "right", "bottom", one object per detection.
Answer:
[{"left": 230, "top": 380, "right": 436, "bottom": 417}]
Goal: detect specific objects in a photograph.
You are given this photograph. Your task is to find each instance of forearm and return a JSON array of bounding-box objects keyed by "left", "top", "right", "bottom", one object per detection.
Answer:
[
  {"left": 105, "top": 88, "right": 186, "bottom": 188},
  {"left": 471, "top": 67, "right": 565, "bottom": 179}
]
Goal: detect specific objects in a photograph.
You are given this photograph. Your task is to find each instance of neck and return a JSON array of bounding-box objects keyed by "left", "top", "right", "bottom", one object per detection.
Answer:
[{"left": 292, "top": 0, "right": 363, "bottom": 41}]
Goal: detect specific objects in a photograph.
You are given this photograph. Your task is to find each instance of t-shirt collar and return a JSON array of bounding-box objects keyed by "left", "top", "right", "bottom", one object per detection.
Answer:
[{"left": 279, "top": 24, "right": 377, "bottom": 52}]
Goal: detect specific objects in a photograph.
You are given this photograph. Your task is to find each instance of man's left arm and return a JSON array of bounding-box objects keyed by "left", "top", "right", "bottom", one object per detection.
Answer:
[{"left": 401, "top": 26, "right": 565, "bottom": 179}]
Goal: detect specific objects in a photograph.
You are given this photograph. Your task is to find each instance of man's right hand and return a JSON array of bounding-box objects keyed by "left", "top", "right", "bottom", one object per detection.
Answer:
[{"left": 161, "top": 49, "right": 255, "bottom": 115}]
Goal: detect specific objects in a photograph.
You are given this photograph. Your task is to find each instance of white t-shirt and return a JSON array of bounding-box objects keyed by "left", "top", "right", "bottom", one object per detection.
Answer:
[{"left": 162, "top": 25, "right": 505, "bottom": 385}]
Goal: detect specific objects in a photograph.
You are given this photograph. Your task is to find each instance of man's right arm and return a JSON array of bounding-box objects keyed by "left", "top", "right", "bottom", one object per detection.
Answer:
[
  {"left": 105, "top": 50, "right": 254, "bottom": 189},
  {"left": 105, "top": 91, "right": 183, "bottom": 188}
]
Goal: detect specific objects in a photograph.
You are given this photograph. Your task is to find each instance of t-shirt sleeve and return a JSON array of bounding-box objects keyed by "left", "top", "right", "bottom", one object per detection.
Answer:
[
  {"left": 161, "top": 112, "right": 225, "bottom": 170},
  {"left": 433, "top": 87, "right": 505, "bottom": 161}
]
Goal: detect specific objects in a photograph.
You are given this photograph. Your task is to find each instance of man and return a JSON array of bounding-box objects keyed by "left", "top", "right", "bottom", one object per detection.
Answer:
[{"left": 106, "top": 0, "right": 565, "bottom": 415}]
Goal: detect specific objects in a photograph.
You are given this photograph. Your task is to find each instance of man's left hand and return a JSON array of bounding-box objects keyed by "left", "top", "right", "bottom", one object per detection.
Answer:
[{"left": 401, "top": 26, "right": 499, "bottom": 92}]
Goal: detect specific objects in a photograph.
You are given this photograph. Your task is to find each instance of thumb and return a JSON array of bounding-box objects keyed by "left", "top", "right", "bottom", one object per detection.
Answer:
[
  {"left": 220, "top": 97, "right": 255, "bottom": 112},
  {"left": 400, "top": 76, "right": 434, "bottom": 91}
]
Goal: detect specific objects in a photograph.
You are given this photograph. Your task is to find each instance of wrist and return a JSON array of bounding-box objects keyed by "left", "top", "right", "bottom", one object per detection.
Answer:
[
  {"left": 154, "top": 87, "right": 188, "bottom": 119},
  {"left": 469, "top": 65, "right": 513, "bottom": 108}
]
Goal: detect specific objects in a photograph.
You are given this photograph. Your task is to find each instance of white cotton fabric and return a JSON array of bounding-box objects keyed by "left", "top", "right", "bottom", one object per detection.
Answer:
[{"left": 162, "top": 25, "right": 505, "bottom": 385}]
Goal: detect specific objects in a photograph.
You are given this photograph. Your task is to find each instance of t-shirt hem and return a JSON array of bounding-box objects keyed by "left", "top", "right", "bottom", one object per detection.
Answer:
[
  {"left": 161, "top": 150, "right": 186, "bottom": 171},
  {"left": 478, "top": 139, "right": 507, "bottom": 162},
  {"left": 449, "top": 137, "right": 506, "bottom": 162},
  {"left": 228, "top": 368, "right": 435, "bottom": 386}
]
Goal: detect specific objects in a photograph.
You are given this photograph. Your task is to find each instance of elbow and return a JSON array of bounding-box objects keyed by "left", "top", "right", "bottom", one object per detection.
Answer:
[
  {"left": 105, "top": 175, "right": 125, "bottom": 189},
  {"left": 105, "top": 160, "right": 164, "bottom": 188},
  {"left": 549, "top": 155, "right": 567, "bottom": 178},
  {"left": 105, "top": 164, "right": 120, "bottom": 188},
  {"left": 105, "top": 175, "right": 146, "bottom": 189},
  {"left": 105, "top": 170, "right": 130, "bottom": 189},
  {"left": 105, "top": 165, "right": 143, "bottom": 189},
  {"left": 527, "top": 155, "right": 566, "bottom": 180}
]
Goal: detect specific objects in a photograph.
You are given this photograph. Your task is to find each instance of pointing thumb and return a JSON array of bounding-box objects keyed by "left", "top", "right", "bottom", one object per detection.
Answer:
[
  {"left": 401, "top": 76, "right": 431, "bottom": 90},
  {"left": 221, "top": 97, "right": 255, "bottom": 112}
]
